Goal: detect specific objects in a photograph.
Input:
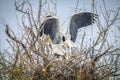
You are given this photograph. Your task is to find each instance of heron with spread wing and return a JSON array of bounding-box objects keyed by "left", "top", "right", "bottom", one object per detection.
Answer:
[
  {"left": 40, "top": 12, "right": 97, "bottom": 44},
  {"left": 40, "top": 12, "right": 98, "bottom": 60}
]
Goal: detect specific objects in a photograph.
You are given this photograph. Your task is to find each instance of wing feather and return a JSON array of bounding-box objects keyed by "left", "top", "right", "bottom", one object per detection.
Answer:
[
  {"left": 40, "top": 16, "right": 59, "bottom": 43},
  {"left": 70, "top": 12, "right": 98, "bottom": 42}
]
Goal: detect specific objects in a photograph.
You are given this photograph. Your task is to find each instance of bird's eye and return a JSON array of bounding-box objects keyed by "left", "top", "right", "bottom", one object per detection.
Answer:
[{"left": 62, "top": 36, "right": 65, "bottom": 42}]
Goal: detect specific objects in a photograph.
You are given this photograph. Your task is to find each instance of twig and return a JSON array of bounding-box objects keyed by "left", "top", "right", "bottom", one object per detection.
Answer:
[{"left": 5, "top": 25, "right": 35, "bottom": 65}]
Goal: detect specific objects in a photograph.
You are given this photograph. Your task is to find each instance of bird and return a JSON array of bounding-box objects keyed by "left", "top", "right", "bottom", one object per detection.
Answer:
[
  {"left": 40, "top": 12, "right": 98, "bottom": 60},
  {"left": 40, "top": 12, "right": 98, "bottom": 44}
]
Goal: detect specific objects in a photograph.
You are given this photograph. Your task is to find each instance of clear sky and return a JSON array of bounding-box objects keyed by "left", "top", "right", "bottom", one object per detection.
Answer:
[{"left": 0, "top": 0, "right": 120, "bottom": 50}]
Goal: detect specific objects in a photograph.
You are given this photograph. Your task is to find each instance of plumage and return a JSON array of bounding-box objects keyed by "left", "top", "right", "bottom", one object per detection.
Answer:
[
  {"left": 40, "top": 12, "right": 98, "bottom": 43},
  {"left": 69, "top": 12, "right": 98, "bottom": 42},
  {"left": 40, "top": 16, "right": 60, "bottom": 44},
  {"left": 40, "top": 12, "right": 98, "bottom": 60}
]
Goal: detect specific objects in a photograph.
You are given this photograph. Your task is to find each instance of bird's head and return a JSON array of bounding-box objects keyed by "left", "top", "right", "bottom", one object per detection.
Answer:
[{"left": 62, "top": 34, "right": 72, "bottom": 48}]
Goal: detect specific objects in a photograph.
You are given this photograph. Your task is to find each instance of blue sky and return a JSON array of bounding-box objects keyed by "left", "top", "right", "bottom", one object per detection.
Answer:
[{"left": 0, "top": 0, "right": 120, "bottom": 50}]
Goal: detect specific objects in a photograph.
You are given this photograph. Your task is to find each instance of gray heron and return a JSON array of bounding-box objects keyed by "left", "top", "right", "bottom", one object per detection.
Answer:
[
  {"left": 40, "top": 12, "right": 98, "bottom": 44},
  {"left": 40, "top": 12, "right": 98, "bottom": 60}
]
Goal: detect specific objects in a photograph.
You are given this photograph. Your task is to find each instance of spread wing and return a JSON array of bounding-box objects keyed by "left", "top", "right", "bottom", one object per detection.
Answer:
[
  {"left": 70, "top": 12, "right": 98, "bottom": 42},
  {"left": 40, "top": 16, "right": 59, "bottom": 43}
]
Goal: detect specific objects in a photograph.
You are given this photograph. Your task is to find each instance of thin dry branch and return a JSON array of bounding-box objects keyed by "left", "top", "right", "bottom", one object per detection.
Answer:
[{"left": 5, "top": 25, "right": 35, "bottom": 65}]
